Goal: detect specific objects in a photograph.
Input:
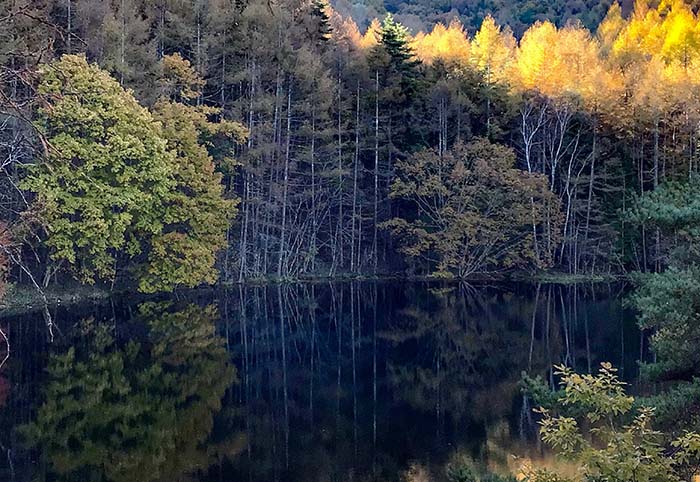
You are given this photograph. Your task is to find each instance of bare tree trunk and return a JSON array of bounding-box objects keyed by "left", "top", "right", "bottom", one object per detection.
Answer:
[
  {"left": 120, "top": 0, "right": 126, "bottom": 84},
  {"left": 653, "top": 116, "right": 660, "bottom": 272},
  {"left": 351, "top": 81, "right": 360, "bottom": 273},
  {"left": 583, "top": 119, "right": 597, "bottom": 272},
  {"left": 66, "top": 0, "right": 72, "bottom": 53},
  {"left": 238, "top": 174, "right": 250, "bottom": 282},
  {"left": 373, "top": 71, "right": 379, "bottom": 276},
  {"left": 335, "top": 75, "right": 344, "bottom": 272},
  {"left": 277, "top": 82, "right": 292, "bottom": 278},
  {"left": 310, "top": 104, "right": 317, "bottom": 272},
  {"left": 195, "top": 0, "right": 202, "bottom": 105}
]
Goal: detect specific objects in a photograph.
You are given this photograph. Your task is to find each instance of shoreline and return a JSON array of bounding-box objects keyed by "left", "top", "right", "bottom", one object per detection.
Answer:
[{"left": 0, "top": 271, "right": 626, "bottom": 316}]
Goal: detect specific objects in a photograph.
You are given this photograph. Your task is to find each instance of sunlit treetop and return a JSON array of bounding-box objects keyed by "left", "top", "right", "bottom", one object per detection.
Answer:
[
  {"left": 340, "top": 1, "right": 700, "bottom": 118},
  {"left": 470, "top": 15, "right": 516, "bottom": 84},
  {"left": 358, "top": 18, "right": 380, "bottom": 50},
  {"left": 412, "top": 19, "right": 471, "bottom": 65}
]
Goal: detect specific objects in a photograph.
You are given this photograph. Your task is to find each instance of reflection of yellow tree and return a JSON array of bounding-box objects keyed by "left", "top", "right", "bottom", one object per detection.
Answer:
[{"left": 22, "top": 302, "right": 242, "bottom": 482}]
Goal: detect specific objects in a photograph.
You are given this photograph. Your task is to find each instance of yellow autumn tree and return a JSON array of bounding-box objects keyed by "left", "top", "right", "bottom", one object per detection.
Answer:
[
  {"left": 659, "top": 0, "right": 700, "bottom": 68},
  {"left": 359, "top": 18, "right": 381, "bottom": 50},
  {"left": 598, "top": 2, "right": 626, "bottom": 57},
  {"left": 470, "top": 15, "right": 516, "bottom": 85},
  {"left": 513, "top": 21, "right": 559, "bottom": 95},
  {"left": 513, "top": 21, "right": 600, "bottom": 103},
  {"left": 412, "top": 19, "right": 470, "bottom": 65}
]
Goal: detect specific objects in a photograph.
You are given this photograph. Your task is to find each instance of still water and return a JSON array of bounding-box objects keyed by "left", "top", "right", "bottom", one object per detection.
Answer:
[{"left": 0, "top": 281, "right": 641, "bottom": 481}]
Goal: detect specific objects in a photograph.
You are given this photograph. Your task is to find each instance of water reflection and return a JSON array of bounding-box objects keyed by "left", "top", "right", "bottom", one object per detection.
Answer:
[
  {"left": 221, "top": 282, "right": 638, "bottom": 482},
  {"left": 20, "top": 302, "right": 241, "bottom": 482},
  {"left": 0, "top": 281, "right": 639, "bottom": 481}
]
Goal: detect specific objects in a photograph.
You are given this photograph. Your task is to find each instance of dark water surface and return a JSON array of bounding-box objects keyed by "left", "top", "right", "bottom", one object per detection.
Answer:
[{"left": 0, "top": 281, "right": 642, "bottom": 481}]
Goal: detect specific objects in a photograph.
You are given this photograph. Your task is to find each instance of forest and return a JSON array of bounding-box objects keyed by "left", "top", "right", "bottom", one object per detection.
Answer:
[
  {"left": 3, "top": 0, "right": 700, "bottom": 480},
  {"left": 4, "top": 0, "right": 700, "bottom": 289}
]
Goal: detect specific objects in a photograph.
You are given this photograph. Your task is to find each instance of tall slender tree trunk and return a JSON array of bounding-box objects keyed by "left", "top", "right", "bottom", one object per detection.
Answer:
[
  {"left": 238, "top": 174, "right": 250, "bottom": 282},
  {"left": 351, "top": 81, "right": 360, "bottom": 273},
  {"left": 120, "top": 0, "right": 126, "bottom": 84},
  {"left": 337, "top": 76, "right": 344, "bottom": 271},
  {"left": 310, "top": 104, "right": 317, "bottom": 272},
  {"left": 373, "top": 71, "right": 379, "bottom": 276},
  {"left": 277, "top": 82, "right": 292, "bottom": 278},
  {"left": 583, "top": 119, "right": 597, "bottom": 272},
  {"left": 66, "top": 0, "right": 72, "bottom": 53},
  {"left": 196, "top": 0, "right": 202, "bottom": 105},
  {"left": 264, "top": 70, "right": 283, "bottom": 274},
  {"left": 654, "top": 117, "right": 661, "bottom": 272}
]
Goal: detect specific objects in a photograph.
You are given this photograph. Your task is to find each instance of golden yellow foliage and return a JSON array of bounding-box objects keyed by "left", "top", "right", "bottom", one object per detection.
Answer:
[
  {"left": 471, "top": 15, "right": 516, "bottom": 84},
  {"left": 356, "top": 0, "right": 700, "bottom": 122},
  {"left": 412, "top": 19, "right": 470, "bottom": 65},
  {"left": 598, "top": 3, "right": 626, "bottom": 56},
  {"left": 359, "top": 18, "right": 381, "bottom": 50}
]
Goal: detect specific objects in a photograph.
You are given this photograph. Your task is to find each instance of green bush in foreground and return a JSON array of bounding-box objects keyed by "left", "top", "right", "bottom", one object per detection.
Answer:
[{"left": 527, "top": 363, "right": 700, "bottom": 482}]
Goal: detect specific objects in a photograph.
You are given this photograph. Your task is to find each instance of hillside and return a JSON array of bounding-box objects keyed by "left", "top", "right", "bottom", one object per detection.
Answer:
[{"left": 333, "top": 0, "right": 634, "bottom": 35}]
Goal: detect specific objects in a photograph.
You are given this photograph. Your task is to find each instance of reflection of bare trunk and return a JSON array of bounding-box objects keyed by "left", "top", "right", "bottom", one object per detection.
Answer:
[
  {"left": 619, "top": 309, "right": 625, "bottom": 378},
  {"left": 309, "top": 285, "right": 316, "bottom": 421},
  {"left": 372, "top": 282, "right": 378, "bottom": 477},
  {"left": 237, "top": 287, "right": 253, "bottom": 481},
  {"left": 276, "top": 284, "right": 289, "bottom": 468},
  {"left": 546, "top": 286, "right": 553, "bottom": 388},
  {"left": 584, "top": 302, "right": 591, "bottom": 374},
  {"left": 331, "top": 283, "right": 342, "bottom": 428},
  {"left": 560, "top": 288, "right": 571, "bottom": 366},
  {"left": 435, "top": 351, "right": 441, "bottom": 438},
  {"left": 351, "top": 282, "right": 358, "bottom": 459},
  {"left": 0, "top": 324, "right": 9, "bottom": 369},
  {"left": 529, "top": 283, "right": 541, "bottom": 371}
]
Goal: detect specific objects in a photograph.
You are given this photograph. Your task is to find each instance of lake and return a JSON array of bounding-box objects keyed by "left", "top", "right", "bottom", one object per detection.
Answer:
[{"left": 0, "top": 281, "right": 642, "bottom": 481}]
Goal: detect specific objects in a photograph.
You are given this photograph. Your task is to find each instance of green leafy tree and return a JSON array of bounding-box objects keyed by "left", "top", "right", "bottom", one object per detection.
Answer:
[
  {"left": 385, "top": 138, "right": 559, "bottom": 277},
  {"left": 140, "top": 54, "right": 246, "bottom": 293},
  {"left": 528, "top": 363, "right": 700, "bottom": 482},
  {"left": 23, "top": 54, "right": 244, "bottom": 292},
  {"left": 23, "top": 54, "right": 175, "bottom": 284}
]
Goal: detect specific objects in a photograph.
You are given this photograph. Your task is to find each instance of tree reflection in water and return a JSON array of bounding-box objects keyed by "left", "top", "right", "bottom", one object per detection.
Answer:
[
  {"left": 21, "top": 302, "right": 242, "bottom": 482},
  {"left": 222, "top": 281, "right": 638, "bottom": 482},
  {"left": 1, "top": 281, "right": 638, "bottom": 482}
]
